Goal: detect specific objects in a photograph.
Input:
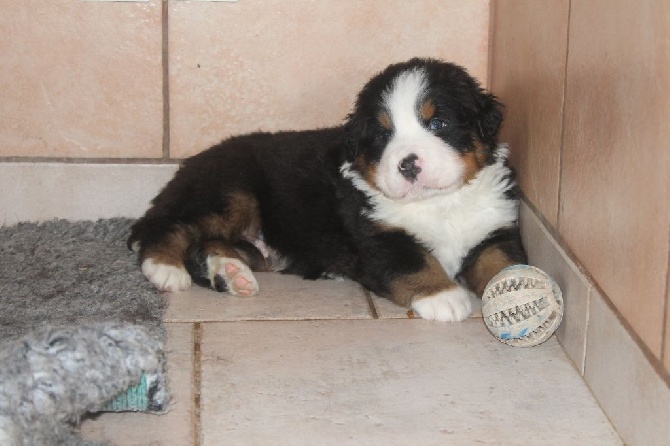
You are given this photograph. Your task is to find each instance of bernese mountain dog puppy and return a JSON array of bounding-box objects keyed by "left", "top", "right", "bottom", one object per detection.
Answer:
[{"left": 128, "top": 58, "right": 526, "bottom": 322}]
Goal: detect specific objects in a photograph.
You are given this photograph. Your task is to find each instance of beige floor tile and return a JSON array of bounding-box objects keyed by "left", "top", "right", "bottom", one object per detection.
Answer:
[
  {"left": 163, "top": 273, "right": 372, "bottom": 322},
  {"left": 372, "top": 292, "right": 482, "bottom": 319},
  {"left": 200, "top": 319, "right": 621, "bottom": 445},
  {"left": 584, "top": 290, "right": 670, "bottom": 446},
  {"left": 80, "top": 323, "right": 195, "bottom": 446},
  {"left": 520, "top": 201, "right": 591, "bottom": 373}
]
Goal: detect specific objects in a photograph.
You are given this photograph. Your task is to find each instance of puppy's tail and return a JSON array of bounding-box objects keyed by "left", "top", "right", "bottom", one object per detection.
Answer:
[
  {"left": 127, "top": 221, "right": 143, "bottom": 252},
  {"left": 127, "top": 216, "right": 174, "bottom": 253}
]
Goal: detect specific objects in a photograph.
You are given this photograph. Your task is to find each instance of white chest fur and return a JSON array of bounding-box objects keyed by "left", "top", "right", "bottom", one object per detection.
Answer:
[{"left": 341, "top": 149, "right": 518, "bottom": 278}]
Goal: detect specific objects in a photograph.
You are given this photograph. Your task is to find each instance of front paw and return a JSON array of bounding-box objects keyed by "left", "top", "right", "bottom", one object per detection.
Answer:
[{"left": 411, "top": 287, "right": 473, "bottom": 322}]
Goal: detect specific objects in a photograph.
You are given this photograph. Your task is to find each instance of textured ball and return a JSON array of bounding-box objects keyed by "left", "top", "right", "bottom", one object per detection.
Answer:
[{"left": 482, "top": 265, "right": 563, "bottom": 347}]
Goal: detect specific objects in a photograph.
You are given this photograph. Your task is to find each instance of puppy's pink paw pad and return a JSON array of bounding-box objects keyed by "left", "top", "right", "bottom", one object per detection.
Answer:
[
  {"left": 236, "top": 288, "right": 253, "bottom": 296},
  {"left": 209, "top": 257, "right": 259, "bottom": 297},
  {"left": 234, "top": 276, "right": 250, "bottom": 287},
  {"left": 225, "top": 263, "right": 240, "bottom": 275}
]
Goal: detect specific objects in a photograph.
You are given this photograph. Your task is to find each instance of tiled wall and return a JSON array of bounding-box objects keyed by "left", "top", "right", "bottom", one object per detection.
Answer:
[
  {"left": 0, "top": 0, "right": 491, "bottom": 225},
  {"left": 490, "top": 0, "right": 669, "bottom": 427},
  {"left": 491, "top": 2, "right": 669, "bottom": 442},
  {"left": 167, "top": 0, "right": 491, "bottom": 158},
  {"left": 0, "top": 1, "right": 164, "bottom": 158},
  {"left": 0, "top": 0, "right": 490, "bottom": 161}
]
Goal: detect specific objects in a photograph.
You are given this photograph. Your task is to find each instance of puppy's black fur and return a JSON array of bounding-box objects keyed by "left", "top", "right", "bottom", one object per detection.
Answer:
[{"left": 129, "top": 58, "right": 526, "bottom": 320}]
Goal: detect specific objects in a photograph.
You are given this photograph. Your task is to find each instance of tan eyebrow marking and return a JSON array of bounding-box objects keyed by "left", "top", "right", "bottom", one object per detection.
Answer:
[
  {"left": 378, "top": 111, "right": 392, "bottom": 130},
  {"left": 420, "top": 100, "right": 436, "bottom": 121}
]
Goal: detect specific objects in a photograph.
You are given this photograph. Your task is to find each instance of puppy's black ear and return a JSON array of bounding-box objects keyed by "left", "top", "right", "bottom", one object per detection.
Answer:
[
  {"left": 343, "top": 114, "right": 365, "bottom": 162},
  {"left": 477, "top": 93, "right": 504, "bottom": 144}
]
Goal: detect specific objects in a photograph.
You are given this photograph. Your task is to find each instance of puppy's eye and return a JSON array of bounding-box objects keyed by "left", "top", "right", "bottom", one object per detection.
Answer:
[
  {"left": 428, "top": 118, "right": 447, "bottom": 131},
  {"left": 375, "top": 130, "right": 391, "bottom": 144}
]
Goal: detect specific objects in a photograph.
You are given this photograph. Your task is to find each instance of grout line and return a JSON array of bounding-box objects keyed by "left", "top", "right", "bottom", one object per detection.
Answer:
[
  {"left": 0, "top": 157, "right": 180, "bottom": 164},
  {"left": 555, "top": 0, "right": 572, "bottom": 230},
  {"left": 581, "top": 284, "right": 592, "bottom": 376},
  {"left": 661, "top": 231, "right": 670, "bottom": 364},
  {"left": 162, "top": 0, "right": 171, "bottom": 160},
  {"left": 192, "top": 322, "right": 202, "bottom": 446},
  {"left": 486, "top": 0, "right": 496, "bottom": 91},
  {"left": 364, "top": 288, "right": 379, "bottom": 319},
  {"left": 164, "top": 316, "right": 378, "bottom": 324},
  {"left": 573, "top": 292, "right": 623, "bottom": 442}
]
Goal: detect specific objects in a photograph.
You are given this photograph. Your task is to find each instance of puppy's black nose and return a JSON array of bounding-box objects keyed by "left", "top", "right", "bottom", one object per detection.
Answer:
[{"left": 398, "top": 154, "right": 421, "bottom": 181}]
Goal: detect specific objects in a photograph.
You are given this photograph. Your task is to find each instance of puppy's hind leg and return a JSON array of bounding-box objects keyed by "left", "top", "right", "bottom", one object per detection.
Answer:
[
  {"left": 131, "top": 221, "right": 195, "bottom": 293},
  {"left": 130, "top": 192, "right": 264, "bottom": 293},
  {"left": 185, "top": 240, "right": 265, "bottom": 296}
]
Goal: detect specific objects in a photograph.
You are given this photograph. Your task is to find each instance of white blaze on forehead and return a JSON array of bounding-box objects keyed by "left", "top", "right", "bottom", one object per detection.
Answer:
[
  {"left": 381, "top": 68, "right": 428, "bottom": 133},
  {"left": 375, "top": 67, "right": 464, "bottom": 200}
]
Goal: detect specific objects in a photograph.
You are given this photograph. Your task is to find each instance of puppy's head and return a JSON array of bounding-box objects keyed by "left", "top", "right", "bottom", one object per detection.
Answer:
[{"left": 345, "top": 58, "right": 503, "bottom": 201}]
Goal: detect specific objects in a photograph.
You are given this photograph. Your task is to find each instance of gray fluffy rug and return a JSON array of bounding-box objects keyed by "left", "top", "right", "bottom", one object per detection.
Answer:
[
  {"left": 0, "top": 218, "right": 169, "bottom": 445},
  {"left": 0, "top": 322, "right": 167, "bottom": 446},
  {"left": 0, "top": 218, "right": 166, "bottom": 339}
]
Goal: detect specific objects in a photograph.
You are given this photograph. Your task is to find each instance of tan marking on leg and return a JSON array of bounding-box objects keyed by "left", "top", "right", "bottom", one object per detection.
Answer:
[
  {"left": 140, "top": 224, "right": 193, "bottom": 267},
  {"left": 140, "top": 192, "right": 261, "bottom": 269},
  {"left": 461, "top": 246, "right": 515, "bottom": 296},
  {"left": 198, "top": 192, "right": 262, "bottom": 241},
  {"left": 199, "top": 239, "right": 269, "bottom": 272},
  {"left": 200, "top": 240, "right": 241, "bottom": 259},
  {"left": 388, "top": 254, "right": 458, "bottom": 308}
]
